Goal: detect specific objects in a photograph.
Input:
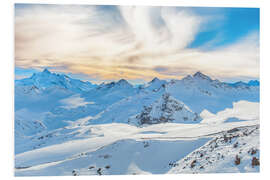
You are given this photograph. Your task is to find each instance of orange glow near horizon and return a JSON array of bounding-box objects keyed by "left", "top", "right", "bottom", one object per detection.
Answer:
[{"left": 15, "top": 5, "right": 259, "bottom": 82}]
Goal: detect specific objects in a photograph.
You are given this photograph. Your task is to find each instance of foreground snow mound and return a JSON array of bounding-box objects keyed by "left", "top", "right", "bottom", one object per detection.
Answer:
[
  {"left": 168, "top": 125, "right": 260, "bottom": 173},
  {"left": 131, "top": 93, "right": 201, "bottom": 125}
]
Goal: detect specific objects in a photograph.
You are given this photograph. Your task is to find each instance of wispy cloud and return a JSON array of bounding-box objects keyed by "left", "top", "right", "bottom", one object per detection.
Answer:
[{"left": 15, "top": 4, "right": 259, "bottom": 82}]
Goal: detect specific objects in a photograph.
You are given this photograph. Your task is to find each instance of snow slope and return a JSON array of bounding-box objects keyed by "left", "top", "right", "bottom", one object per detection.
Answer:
[
  {"left": 15, "top": 98, "right": 259, "bottom": 175},
  {"left": 15, "top": 120, "right": 259, "bottom": 176},
  {"left": 15, "top": 138, "right": 209, "bottom": 176},
  {"left": 87, "top": 82, "right": 166, "bottom": 125},
  {"left": 14, "top": 69, "right": 260, "bottom": 175},
  {"left": 168, "top": 125, "right": 259, "bottom": 173},
  {"left": 81, "top": 79, "right": 136, "bottom": 108}
]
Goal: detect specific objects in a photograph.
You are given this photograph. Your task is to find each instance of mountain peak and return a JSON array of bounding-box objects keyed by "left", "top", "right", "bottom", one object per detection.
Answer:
[
  {"left": 150, "top": 77, "right": 160, "bottom": 83},
  {"left": 136, "top": 93, "right": 201, "bottom": 125},
  {"left": 42, "top": 68, "right": 51, "bottom": 74},
  {"left": 248, "top": 80, "right": 260, "bottom": 86},
  {"left": 193, "top": 71, "right": 212, "bottom": 81},
  {"left": 18, "top": 69, "right": 96, "bottom": 93},
  {"left": 117, "top": 79, "right": 129, "bottom": 84},
  {"left": 98, "top": 79, "right": 132, "bottom": 89},
  {"left": 117, "top": 79, "right": 133, "bottom": 88}
]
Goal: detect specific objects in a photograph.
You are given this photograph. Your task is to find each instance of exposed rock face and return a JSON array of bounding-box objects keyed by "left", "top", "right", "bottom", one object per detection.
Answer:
[{"left": 136, "top": 93, "right": 201, "bottom": 125}]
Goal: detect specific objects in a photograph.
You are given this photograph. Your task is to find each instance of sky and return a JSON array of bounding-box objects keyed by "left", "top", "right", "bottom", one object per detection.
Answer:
[{"left": 15, "top": 4, "right": 259, "bottom": 84}]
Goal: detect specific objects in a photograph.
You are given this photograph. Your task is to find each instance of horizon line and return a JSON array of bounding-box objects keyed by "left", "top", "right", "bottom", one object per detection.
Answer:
[{"left": 15, "top": 67, "right": 260, "bottom": 86}]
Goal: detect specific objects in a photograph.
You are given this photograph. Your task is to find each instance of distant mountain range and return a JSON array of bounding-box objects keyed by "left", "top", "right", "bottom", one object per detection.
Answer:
[
  {"left": 15, "top": 69, "right": 259, "bottom": 134},
  {"left": 15, "top": 69, "right": 259, "bottom": 93}
]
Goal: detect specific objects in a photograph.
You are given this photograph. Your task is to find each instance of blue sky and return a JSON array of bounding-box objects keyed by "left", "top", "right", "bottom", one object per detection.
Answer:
[
  {"left": 15, "top": 4, "right": 259, "bottom": 83},
  {"left": 188, "top": 7, "right": 259, "bottom": 49}
]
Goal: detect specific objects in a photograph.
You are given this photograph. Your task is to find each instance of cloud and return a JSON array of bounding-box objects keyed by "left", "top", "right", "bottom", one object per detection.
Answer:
[{"left": 15, "top": 5, "right": 259, "bottom": 82}]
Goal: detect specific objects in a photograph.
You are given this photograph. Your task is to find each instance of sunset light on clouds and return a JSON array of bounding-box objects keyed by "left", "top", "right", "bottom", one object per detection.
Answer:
[{"left": 15, "top": 4, "right": 259, "bottom": 84}]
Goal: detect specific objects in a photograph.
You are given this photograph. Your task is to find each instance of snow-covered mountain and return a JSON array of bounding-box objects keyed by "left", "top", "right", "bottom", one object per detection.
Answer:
[
  {"left": 15, "top": 69, "right": 98, "bottom": 112},
  {"left": 229, "top": 80, "right": 260, "bottom": 87},
  {"left": 130, "top": 93, "right": 201, "bottom": 125},
  {"left": 86, "top": 82, "right": 166, "bottom": 125},
  {"left": 82, "top": 72, "right": 259, "bottom": 126},
  {"left": 15, "top": 68, "right": 96, "bottom": 94},
  {"left": 81, "top": 79, "right": 136, "bottom": 107},
  {"left": 139, "top": 77, "right": 167, "bottom": 92},
  {"left": 97, "top": 79, "right": 133, "bottom": 90},
  {"left": 15, "top": 69, "right": 259, "bottom": 130},
  {"left": 166, "top": 71, "right": 259, "bottom": 113},
  {"left": 14, "top": 69, "right": 260, "bottom": 175}
]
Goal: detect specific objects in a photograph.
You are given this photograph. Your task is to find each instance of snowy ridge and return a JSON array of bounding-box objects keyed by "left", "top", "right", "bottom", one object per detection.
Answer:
[
  {"left": 86, "top": 82, "right": 166, "bottom": 125},
  {"left": 131, "top": 93, "right": 201, "bottom": 125},
  {"left": 97, "top": 79, "right": 133, "bottom": 90},
  {"left": 15, "top": 68, "right": 96, "bottom": 93},
  {"left": 139, "top": 77, "right": 167, "bottom": 92},
  {"left": 168, "top": 125, "right": 260, "bottom": 173},
  {"left": 81, "top": 79, "right": 136, "bottom": 108},
  {"left": 83, "top": 72, "right": 259, "bottom": 126},
  {"left": 14, "top": 69, "right": 260, "bottom": 131},
  {"left": 167, "top": 72, "right": 259, "bottom": 113}
]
